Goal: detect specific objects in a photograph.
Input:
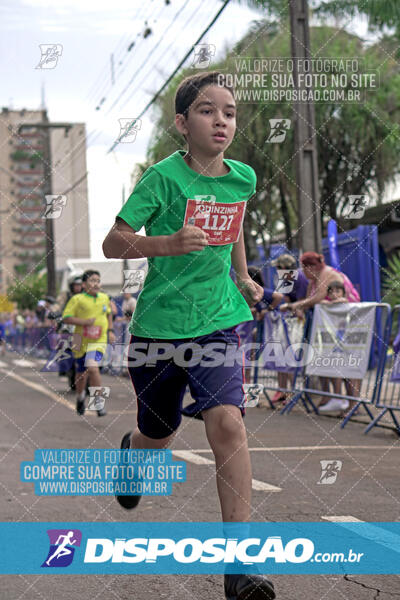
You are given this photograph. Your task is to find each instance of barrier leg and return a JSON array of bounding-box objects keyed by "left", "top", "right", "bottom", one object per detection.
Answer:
[
  {"left": 280, "top": 392, "right": 302, "bottom": 414},
  {"left": 340, "top": 401, "right": 362, "bottom": 429},
  {"left": 262, "top": 389, "right": 275, "bottom": 410},
  {"left": 303, "top": 392, "right": 319, "bottom": 414},
  {"left": 388, "top": 409, "right": 400, "bottom": 435},
  {"left": 364, "top": 408, "right": 387, "bottom": 434}
]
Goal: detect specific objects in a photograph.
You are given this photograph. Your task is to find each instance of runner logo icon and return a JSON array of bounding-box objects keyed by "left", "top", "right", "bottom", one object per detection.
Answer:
[{"left": 41, "top": 529, "right": 82, "bottom": 568}]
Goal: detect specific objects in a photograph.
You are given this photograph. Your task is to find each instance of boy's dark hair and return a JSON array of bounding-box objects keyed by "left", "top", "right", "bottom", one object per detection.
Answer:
[
  {"left": 247, "top": 266, "right": 265, "bottom": 287},
  {"left": 175, "top": 71, "right": 234, "bottom": 117},
  {"left": 82, "top": 270, "right": 100, "bottom": 282},
  {"left": 327, "top": 280, "right": 345, "bottom": 294}
]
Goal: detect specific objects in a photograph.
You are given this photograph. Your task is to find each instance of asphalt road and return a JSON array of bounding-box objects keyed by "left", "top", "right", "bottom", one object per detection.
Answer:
[{"left": 1, "top": 353, "right": 400, "bottom": 599}]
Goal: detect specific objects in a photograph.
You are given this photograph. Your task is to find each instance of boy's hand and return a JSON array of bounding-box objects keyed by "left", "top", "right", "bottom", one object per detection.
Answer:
[
  {"left": 168, "top": 226, "right": 209, "bottom": 255},
  {"left": 85, "top": 318, "right": 96, "bottom": 326},
  {"left": 236, "top": 276, "right": 263, "bottom": 307}
]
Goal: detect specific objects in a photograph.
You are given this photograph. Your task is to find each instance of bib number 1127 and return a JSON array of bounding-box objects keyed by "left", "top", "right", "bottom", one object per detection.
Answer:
[{"left": 202, "top": 213, "right": 234, "bottom": 231}]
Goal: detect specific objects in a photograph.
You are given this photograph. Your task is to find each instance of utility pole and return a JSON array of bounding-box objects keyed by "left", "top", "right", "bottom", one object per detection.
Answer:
[
  {"left": 18, "top": 113, "right": 72, "bottom": 298},
  {"left": 288, "top": 0, "right": 322, "bottom": 253}
]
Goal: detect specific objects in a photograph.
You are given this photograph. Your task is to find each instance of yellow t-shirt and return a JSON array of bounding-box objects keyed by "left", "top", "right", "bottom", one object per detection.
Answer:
[{"left": 62, "top": 292, "right": 111, "bottom": 358}]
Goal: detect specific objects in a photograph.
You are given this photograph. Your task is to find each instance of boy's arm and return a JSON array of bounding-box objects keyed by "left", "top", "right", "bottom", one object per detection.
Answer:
[
  {"left": 62, "top": 296, "right": 94, "bottom": 326},
  {"left": 102, "top": 218, "right": 208, "bottom": 259},
  {"left": 63, "top": 317, "right": 95, "bottom": 326},
  {"left": 231, "top": 228, "right": 263, "bottom": 306}
]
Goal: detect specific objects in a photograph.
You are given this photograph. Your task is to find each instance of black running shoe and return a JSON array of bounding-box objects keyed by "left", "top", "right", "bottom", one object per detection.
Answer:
[
  {"left": 224, "top": 574, "right": 275, "bottom": 600},
  {"left": 116, "top": 432, "right": 141, "bottom": 510},
  {"left": 76, "top": 397, "right": 85, "bottom": 415}
]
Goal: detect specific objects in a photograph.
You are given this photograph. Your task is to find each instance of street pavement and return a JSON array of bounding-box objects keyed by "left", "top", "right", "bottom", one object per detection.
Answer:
[{"left": 1, "top": 353, "right": 400, "bottom": 599}]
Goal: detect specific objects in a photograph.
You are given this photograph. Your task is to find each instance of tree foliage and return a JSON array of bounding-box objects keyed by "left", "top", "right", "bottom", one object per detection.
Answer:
[
  {"left": 382, "top": 252, "right": 400, "bottom": 307},
  {"left": 7, "top": 273, "right": 47, "bottom": 310},
  {"left": 135, "top": 24, "right": 400, "bottom": 258}
]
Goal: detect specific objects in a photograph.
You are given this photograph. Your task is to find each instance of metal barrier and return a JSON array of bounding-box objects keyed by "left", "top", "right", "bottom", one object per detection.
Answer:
[
  {"left": 4, "top": 320, "right": 130, "bottom": 376},
  {"left": 253, "top": 303, "right": 391, "bottom": 421},
  {"left": 339, "top": 303, "right": 391, "bottom": 428},
  {"left": 253, "top": 310, "right": 313, "bottom": 412},
  {"left": 363, "top": 305, "right": 400, "bottom": 435},
  {"left": 5, "top": 325, "right": 56, "bottom": 358}
]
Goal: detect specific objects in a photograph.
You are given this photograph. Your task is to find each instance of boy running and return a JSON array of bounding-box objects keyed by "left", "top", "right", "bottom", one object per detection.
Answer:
[
  {"left": 62, "top": 270, "right": 115, "bottom": 417},
  {"left": 103, "top": 72, "right": 275, "bottom": 599}
]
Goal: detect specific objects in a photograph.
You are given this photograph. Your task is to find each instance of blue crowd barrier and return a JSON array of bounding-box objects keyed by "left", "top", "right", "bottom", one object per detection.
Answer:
[
  {"left": 252, "top": 304, "right": 392, "bottom": 426},
  {"left": 362, "top": 305, "right": 400, "bottom": 435},
  {"left": 5, "top": 320, "right": 130, "bottom": 375}
]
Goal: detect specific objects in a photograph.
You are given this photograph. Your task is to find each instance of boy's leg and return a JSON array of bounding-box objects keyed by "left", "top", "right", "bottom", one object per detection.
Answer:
[
  {"left": 116, "top": 334, "right": 188, "bottom": 509},
  {"left": 74, "top": 359, "right": 88, "bottom": 415},
  {"left": 202, "top": 405, "right": 276, "bottom": 599},
  {"left": 75, "top": 369, "right": 88, "bottom": 395},
  {"left": 130, "top": 429, "right": 175, "bottom": 450},
  {"left": 87, "top": 365, "right": 101, "bottom": 387},
  {"left": 202, "top": 404, "right": 251, "bottom": 521}
]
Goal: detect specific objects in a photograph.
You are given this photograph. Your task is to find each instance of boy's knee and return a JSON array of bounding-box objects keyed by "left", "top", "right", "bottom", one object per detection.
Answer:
[
  {"left": 136, "top": 429, "right": 176, "bottom": 449},
  {"left": 206, "top": 407, "right": 246, "bottom": 444}
]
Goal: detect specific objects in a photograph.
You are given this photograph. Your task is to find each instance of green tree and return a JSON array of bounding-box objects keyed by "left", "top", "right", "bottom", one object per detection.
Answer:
[
  {"left": 236, "top": 0, "right": 400, "bottom": 37},
  {"left": 382, "top": 252, "right": 400, "bottom": 307},
  {"left": 7, "top": 273, "right": 47, "bottom": 310},
  {"left": 136, "top": 25, "right": 400, "bottom": 257}
]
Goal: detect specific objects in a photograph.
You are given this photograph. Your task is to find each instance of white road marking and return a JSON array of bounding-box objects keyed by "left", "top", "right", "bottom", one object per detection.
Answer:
[
  {"left": 173, "top": 450, "right": 214, "bottom": 465},
  {"left": 251, "top": 479, "right": 282, "bottom": 493},
  {"left": 322, "top": 516, "right": 363, "bottom": 522},
  {"left": 12, "top": 359, "right": 37, "bottom": 368},
  {"left": 0, "top": 369, "right": 73, "bottom": 410},
  {"left": 173, "top": 450, "right": 282, "bottom": 492},
  {"left": 0, "top": 369, "right": 138, "bottom": 416},
  {"left": 0, "top": 360, "right": 7, "bottom": 368}
]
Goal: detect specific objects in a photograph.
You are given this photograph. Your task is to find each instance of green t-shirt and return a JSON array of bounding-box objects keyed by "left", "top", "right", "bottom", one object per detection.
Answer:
[{"left": 117, "top": 150, "right": 256, "bottom": 339}]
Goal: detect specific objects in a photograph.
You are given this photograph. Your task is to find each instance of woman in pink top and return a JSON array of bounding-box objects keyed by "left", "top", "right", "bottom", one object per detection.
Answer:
[
  {"left": 281, "top": 252, "right": 360, "bottom": 414},
  {"left": 280, "top": 252, "right": 359, "bottom": 313}
]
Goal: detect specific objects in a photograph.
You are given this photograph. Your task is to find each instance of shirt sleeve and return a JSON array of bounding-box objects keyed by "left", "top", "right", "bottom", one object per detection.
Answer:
[
  {"left": 117, "top": 167, "right": 163, "bottom": 231},
  {"left": 62, "top": 295, "right": 78, "bottom": 319},
  {"left": 249, "top": 167, "right": 257, "bottom": 198},
  {"left": 106, "top": 297, "right": 111, "bottom": 315}
]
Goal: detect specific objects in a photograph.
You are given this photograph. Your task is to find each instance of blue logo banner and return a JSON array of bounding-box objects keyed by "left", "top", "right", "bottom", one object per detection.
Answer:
[{"left": 1, "top": 522, "right": 400, "bottom": 574}]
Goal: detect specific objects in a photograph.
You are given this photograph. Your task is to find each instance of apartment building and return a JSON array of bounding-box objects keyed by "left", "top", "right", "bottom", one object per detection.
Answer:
[{"left": 0, "top": 107, "right": 90, "bottom": 294}]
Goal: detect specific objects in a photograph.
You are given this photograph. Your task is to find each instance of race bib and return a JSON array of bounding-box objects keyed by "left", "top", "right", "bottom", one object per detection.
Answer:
[
  {"left": 83, "top": 325, "right": 102, "bottom": 340},
  {"left": 183, "top": 199, "right": 246, "bottom": 245}
]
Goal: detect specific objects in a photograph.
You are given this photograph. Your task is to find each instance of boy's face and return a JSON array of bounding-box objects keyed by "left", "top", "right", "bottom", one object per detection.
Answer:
[
  {"left": 84, "top": 274, "right": 101, "bottom": 295},
  {"left": 175, "top": 84, "right": 236, "bottom": 154}
]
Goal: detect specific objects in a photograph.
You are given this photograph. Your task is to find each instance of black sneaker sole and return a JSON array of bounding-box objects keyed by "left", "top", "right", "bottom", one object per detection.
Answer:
[
  {"left": 116, "top": 432, "right": 141, "bottom": 510},
  {"left": 76, "top": 399, "right": 85, "bottom": 415},
  {"left": 226, "top": 586, "right": 276, "bottom": 600},
  {"left": 225, "top": 576, "right": 276, "bottom": 600}
]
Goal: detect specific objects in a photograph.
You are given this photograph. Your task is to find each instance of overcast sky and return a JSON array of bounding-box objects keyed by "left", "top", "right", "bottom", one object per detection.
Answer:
[{"left": 1, "top": 0, "right": 375, "bottom": 259}]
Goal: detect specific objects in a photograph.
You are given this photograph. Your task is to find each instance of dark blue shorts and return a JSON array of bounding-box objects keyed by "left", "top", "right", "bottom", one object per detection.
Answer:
[
  {"left": 127, "top": 326, "right": 246, "bottom": 439},
  {"left": 75, "top": 350, "right": 104, "bottom": 373}
]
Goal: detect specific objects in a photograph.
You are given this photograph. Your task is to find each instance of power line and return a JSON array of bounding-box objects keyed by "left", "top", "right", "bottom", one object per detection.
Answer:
[
  {"left": 88, "top": 1, "right": 170, "bottom": 111},
  {"left": 109, "top": 0, "right": 216, "bottom": 116},
  {"left": 107, "top": 0, "right": 232, "bottom": 153},
  {"left": 85, "top": 2, "right": 150, "bottom": 104},
  {"left": 104, "top": 0, "right": 194, "bottom": 115},
  {"left": 94, "top": 0, "right": 174, "bottom": 111},
  {"left": 50, "top": 0, "right": 205, "bottom": 176}
]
